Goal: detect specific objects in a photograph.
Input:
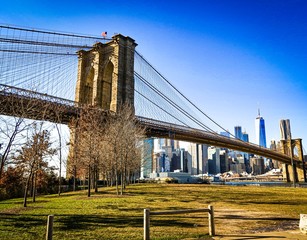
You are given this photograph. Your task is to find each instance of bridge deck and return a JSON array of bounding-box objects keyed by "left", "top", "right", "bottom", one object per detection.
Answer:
[{"left": 0, "top": 84, "right": 301, "bottom": 167}]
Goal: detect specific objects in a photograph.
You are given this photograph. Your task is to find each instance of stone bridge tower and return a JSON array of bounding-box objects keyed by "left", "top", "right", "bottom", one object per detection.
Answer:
[
  {"left": 75, "top": 34, "right": 137, "bottom": 111},
  {"left": 67, "top": 35, "right": 137, "bottom": 178},
  {"left": 280, "top": 138, "right": 307, "bottom": 182}
]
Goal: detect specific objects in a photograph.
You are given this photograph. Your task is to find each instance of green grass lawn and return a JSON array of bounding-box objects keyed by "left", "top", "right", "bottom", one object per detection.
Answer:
[{"left": 0, "top": 183, "right": 307, "bottom": 239}]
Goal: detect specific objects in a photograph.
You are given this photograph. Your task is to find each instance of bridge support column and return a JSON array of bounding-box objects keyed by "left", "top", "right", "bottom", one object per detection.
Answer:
[
  {"left": 67, "top": 34, "right": 137, "bottom": 178},
  {"left": 298, "top": 141, "right": 307, "bottom": 183},
  {"left": 283, "top": 163, "right": 298, "bottom": 183},
  {"left": 280, "top": 138, "right": 306, "bottom": 183},
  {"left": 282, "top": 164, "right": 290, "bottom": 182}
]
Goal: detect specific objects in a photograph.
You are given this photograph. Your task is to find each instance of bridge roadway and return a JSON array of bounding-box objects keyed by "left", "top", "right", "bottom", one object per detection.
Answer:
[{"left": 0, "top": 84, "right": 298, "bottom": 166}]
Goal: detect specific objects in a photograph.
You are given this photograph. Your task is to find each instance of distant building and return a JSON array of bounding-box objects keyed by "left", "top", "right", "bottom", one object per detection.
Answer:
[
  {"left": 220, "top": 150, "right": 229, "bottom": 173},
  {"left": 250, "top": 156, "right": 265, "bottom": 175},
  {"left": 270, "top": 140, "right": 280, "bottom": 169},
  {"left": 152, "top": 150, "right": 164, "bottom": 173},
  {"left": 170, "top": 149, "right": 181, "bottom": 172},
  {"left": 187, "top": 143, "right": 208, "bottom": 175},
  {"left": 188, "top": 143, "right": 198, "bottom": 175},
  {"left": 242, "top": 132, "right": 249, "bottom": 142},
  {"left": 169, "top": 148, "right": 191, "bottom": 173},
  {"left": 270, "top": 140, "right": 277, "bottom": 150},
  {"left": 242, "top": 131, "right": 250, "bottom": 171},
  {"left": 200, "top": 144, "right": 209, "bottom": 174},
  {"left": 234, "top": 126, "right": 243, "bottom": 140},
  {"left": 220, "top": 131, "right": 230, "bottom": 138},
  {"left": 208, "top": 146, "right": 220, "bottom": 174},
  {"left": 140, "top": 138, "right": 154, "bottom": 178},
  {"left": 255, "top": 109, "right": 267, "bottom": 147},
  {"left": 229, "top": 162, "right": 245, "bottom": 174}
]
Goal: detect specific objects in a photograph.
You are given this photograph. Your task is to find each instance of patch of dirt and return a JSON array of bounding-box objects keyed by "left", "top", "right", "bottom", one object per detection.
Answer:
[{"left": 0, "top": 207, "right": 27, "bottom": 214}]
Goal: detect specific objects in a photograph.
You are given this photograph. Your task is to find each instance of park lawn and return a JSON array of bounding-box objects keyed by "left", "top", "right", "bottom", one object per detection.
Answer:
[{"left": 0, "top": 183, "right": 307, "bottom": 239}]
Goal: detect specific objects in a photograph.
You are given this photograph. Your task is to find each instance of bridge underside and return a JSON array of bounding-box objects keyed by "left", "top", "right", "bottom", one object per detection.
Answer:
[
  {"left": 0, "top": 86, "right": 303, "bottom": 169},
  {"left": 0, "top": 85, "right": 79, "bottom": 123}
]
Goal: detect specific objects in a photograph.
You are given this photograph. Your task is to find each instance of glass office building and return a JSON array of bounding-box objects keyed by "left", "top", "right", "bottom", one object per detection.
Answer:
[
  {"left": 234, "top": 126, "right": 243, "bottom": 140},
  {"left": 255, "top": 110, "right": 267, "bottom": 147}
]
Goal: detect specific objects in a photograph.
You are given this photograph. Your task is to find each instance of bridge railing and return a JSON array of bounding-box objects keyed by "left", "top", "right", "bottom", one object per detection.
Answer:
[{"left": 0, "top": 84, "right": 78, "bottom": 107}]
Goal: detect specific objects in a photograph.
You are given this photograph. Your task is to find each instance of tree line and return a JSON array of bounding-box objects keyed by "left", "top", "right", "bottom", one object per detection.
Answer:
[
  {"left": 68, "top": 104, "right": 148, "bottom": 197},
  {"left": 0, "top": 92, "right": 149, "bottom": 205}
]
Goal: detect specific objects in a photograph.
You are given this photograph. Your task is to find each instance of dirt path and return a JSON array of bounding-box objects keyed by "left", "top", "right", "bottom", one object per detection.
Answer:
[
  {"left": 211, "top": 208, "right": 306, "bottom": 239},
  {"left": 212, "top": 230, "right": 307, "bottom": 239}
]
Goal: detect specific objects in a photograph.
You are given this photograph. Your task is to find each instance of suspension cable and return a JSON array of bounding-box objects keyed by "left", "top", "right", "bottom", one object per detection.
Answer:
[{"left": 135, "top": 51, "right": 236, "bottom": 139}]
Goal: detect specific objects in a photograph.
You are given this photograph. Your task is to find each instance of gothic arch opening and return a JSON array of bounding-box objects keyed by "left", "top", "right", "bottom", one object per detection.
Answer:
[
  {"left": 285, "top": 145, "right": 291, "bottom": 156},
  {"left": 293, "top": 145, "right": 299, "bottom": 158},
  {"left": 101, "top": 61, "right": 113, "bottom": 109}
]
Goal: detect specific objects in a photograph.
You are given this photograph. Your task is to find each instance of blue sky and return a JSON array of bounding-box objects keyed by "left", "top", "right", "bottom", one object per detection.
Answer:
[{"left": 1, "top": 0, "right": 307, "bottom": 150}]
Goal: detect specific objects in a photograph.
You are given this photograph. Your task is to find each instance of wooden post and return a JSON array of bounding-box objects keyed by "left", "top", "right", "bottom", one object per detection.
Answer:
[
  {"left": 46, "top": 215, "right": 54, "bottom": 240},
  {"left": 144, "top": 208, "right": 150, "bottom": 240},
  {"left": 208, "top": 205, "right": 215, "bottom": 236}
]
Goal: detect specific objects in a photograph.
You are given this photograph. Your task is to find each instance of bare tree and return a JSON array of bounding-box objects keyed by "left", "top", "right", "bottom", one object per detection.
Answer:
[
  {"left": 67, "top": 103, "right": 146, "bottom": 196},
  {"left": 0, "top": 86, "right": 59, "bottom": 180},
  {"left": 72, "top": 106, "right": 106, "bottom": 197},
  {"left": 14, "top": 122, "right": 55, "bottom": 207},
  {"left": 0, "top": 116, "right": 29, "bottom": 180},
  {"left": 67, "top": 117, "right": 82, "bottom": 191},
  {"left": 104, "top": 103, "right": 146, "bottom": 195}
]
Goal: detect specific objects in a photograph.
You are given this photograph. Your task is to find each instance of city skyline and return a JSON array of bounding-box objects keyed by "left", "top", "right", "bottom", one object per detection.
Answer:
[{"left": 0, "top": 0, "right": 306, "bottom": 149}]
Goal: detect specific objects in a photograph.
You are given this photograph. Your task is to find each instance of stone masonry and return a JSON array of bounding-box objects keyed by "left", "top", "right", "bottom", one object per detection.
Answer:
[{"left": 75, "top": 34, "right": 137, "bottom": 111}]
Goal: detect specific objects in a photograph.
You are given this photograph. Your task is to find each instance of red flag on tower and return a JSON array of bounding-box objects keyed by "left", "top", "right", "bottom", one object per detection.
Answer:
[{"left": 101, "top": 31, "right": 107, "bottom": 38}]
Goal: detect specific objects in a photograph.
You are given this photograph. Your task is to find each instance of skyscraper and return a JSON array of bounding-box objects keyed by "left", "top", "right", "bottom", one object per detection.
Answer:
[
  {"left": 234, "top": 126, "right": 243, "bottom": 140},
  {"left": 280, "top": 119, "right": 291, "bottom": 140},
  {"left": 255, "top": 109, "right": 267, "bottom": 147},
  {"left": 242, "top": 131, "right": 249, "bottom": 142}
]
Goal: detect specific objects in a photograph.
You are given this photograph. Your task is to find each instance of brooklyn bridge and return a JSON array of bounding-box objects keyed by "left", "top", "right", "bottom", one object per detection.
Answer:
[{"left": 0, "top": 25, "right": 306, "bottom": 182}]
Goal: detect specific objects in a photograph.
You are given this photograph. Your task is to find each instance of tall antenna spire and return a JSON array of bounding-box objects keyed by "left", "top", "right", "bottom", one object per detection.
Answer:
[{"left": 258, "top": 108, "right": 260, "bottom": 117}]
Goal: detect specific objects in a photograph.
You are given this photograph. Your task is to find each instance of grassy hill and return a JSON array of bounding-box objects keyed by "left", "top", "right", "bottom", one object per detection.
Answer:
[{"left": 0, "top": 183, "right": 306, "bottom": 239}]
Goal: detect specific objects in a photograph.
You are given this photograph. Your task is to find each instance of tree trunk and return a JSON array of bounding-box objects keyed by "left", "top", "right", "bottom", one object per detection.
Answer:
[
  {"left": 23, "top": 173, "right": 32, "bottom": 207},
  {"left": 0, "top": 159, "right": 4, "bottom": 181},
  {"left": 30, "top": 173, "right": 34, "bottom": 197},
  {"left": 115, "top": 171, "right": 119, "bottom": 195},
  {"left": 120, "top": 172, "right": 124, "bottom": 195},
  {"left": 73, "top": 165, "right": 76, "bottom": 191},
  {"left": 124, "top": 167, "right": 127, "bottom": 189},
  {"left": 95, "top": 165, "right": 98, "bottom": 193},
  {"left": 92, "top": 166, "right": 95, "bottom": 190},
  {"left": 56, "top": 124, "right": 62, "bottom": 196},
  {"left": 0, "top": 118, "right": 23, "bottom": 180},
  {"left": 87, "top": 164, "right": 91, "bottom": 197},
  {"left": 32, "top": 172, "right": 36, "bottom": 202}
]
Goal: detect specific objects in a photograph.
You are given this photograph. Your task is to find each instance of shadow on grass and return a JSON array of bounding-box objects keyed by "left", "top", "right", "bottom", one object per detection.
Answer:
[
  {"left": 56, "top": 214, "right": 197, "bottom": 231},
  {"left": 0, "top": 213, "right": 46, "bottom": 228},
  {"left": 0, "top": 199, "right": 49, "bottom": 205}
]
